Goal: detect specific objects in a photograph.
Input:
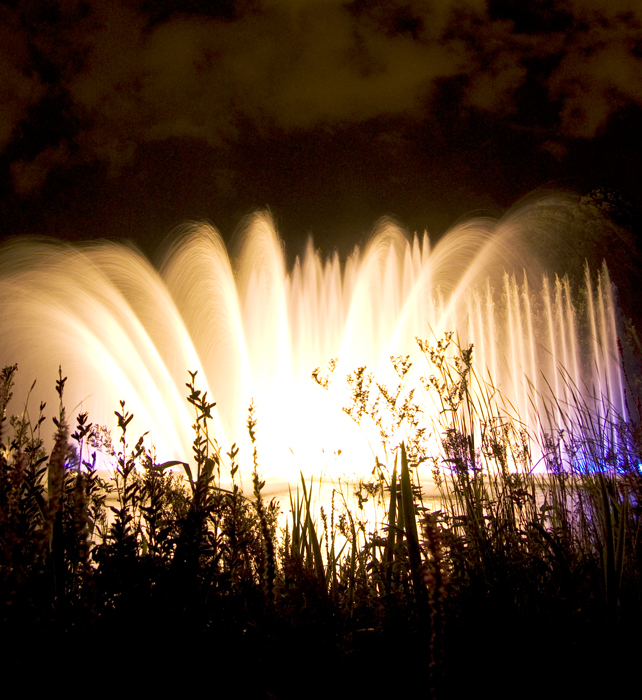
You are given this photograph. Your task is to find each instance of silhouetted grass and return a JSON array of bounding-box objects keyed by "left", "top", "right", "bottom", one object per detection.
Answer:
[{"left": 1, "top": 337, "right": 641, "bottom": 698}]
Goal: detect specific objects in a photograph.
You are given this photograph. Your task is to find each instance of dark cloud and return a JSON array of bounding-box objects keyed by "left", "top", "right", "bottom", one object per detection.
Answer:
[
  {"left": 0, "top": 7, "right": 45, "bottom": 151},
  {"left": 549, "top": 8, "right": 642, "bottom": 137},
  {"left": 2, "top": 0, "right": 642, "bottom": 243},
  {"left": 4, "top": 0, "right": 464, "bottom": 190},
  {"left": 11, "top": 143, "right": 69, "bottom": 195}
]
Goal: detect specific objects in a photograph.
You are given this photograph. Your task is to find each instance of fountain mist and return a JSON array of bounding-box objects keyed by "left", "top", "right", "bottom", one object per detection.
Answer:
[{"left": 0, "top": 199, "right": 627, "bottom": 482}]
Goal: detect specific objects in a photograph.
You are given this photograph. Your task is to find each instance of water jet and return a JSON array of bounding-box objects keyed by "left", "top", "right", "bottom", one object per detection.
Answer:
[{"left": 0, "top": 195, "right": 629, "bottom": 483}]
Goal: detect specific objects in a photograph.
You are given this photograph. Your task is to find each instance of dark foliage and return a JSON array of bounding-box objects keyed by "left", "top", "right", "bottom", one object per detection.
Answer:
[{"left": 1, "top": 352, "right": 641, "bottom": 699}]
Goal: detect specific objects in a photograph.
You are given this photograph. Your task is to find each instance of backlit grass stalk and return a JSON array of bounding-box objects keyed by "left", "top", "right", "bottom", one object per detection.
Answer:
[
  {"left": 286, "top": 474, "right": 326, "bottom": 585},
  {"left": 248, "top": 401, "right": 276, "bottom": 601},
  {"left": 539, "top": 369, "right": 642, "bottom": 615},
  {"left": 400, "top": 441, "right": 426, "bottom": 607},
  {"left": 47, "top": 368, "right": 68, "bottom": 603}
]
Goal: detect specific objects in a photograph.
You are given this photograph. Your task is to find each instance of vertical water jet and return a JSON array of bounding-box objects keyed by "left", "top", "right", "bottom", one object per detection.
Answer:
[{"left": 0, "top": 200, "right": 630, "bottom": 481}]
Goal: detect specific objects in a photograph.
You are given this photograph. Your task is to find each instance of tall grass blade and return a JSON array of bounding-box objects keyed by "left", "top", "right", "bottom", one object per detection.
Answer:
[
  {"left": 300, "top": 473, "right": 326, "bottom": 585},
  {"left": 400, "top": 442, "right": 424, "bottom": 603},
  {"left": 384, "top": 454, "right": 398, "bottom": 588}
]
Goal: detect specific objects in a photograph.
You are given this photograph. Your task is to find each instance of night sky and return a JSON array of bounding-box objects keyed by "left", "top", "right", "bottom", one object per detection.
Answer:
[{"left": 2, "top": 0, "right": 642, "bottom": 265}]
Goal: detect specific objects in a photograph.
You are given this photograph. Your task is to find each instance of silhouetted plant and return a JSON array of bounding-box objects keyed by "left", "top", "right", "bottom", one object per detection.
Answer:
[{"left": 1, "top": 339, "right": 642, "bottom": 696}]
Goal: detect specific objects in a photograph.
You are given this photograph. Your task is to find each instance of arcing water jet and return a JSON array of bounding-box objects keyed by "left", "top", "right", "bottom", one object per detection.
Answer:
[{"left": 0, "top": 196, "right": 629, "bottom": 481}]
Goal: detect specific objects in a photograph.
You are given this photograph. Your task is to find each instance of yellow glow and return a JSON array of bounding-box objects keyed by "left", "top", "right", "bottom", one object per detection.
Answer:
[{"left": 0, "top": 211, "right": 625, "bottom": 483}]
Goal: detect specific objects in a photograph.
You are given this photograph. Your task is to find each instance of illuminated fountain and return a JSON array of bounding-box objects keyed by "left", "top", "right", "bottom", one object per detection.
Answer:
[{"left": 0, "top": 196, "right": 627, "bottom": 484}]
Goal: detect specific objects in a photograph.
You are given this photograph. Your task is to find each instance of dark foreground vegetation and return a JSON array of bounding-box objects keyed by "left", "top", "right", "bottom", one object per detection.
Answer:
[{"left": 2, "top": 337, "right": 642, "bottom": 698}]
